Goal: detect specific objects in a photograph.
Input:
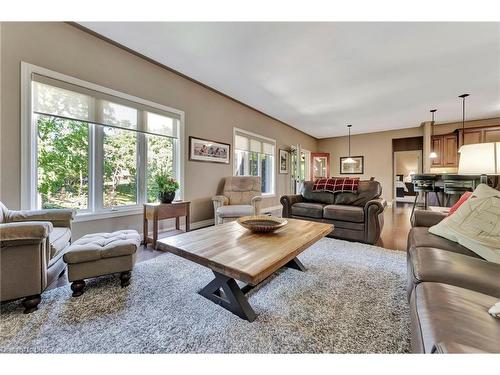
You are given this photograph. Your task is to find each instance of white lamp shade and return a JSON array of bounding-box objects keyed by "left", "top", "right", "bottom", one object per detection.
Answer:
[
  {"left": 342, "top": 157, "right": 356, "bottom": 164},
  {"left": 429, "top": 151, "right": 438, "bottom": 159},
  {"left": 458, "top": 142, "right": 499, "bottom": 175}
]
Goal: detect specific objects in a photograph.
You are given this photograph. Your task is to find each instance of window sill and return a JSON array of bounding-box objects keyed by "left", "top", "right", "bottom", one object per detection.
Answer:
[{"left": 74, "top": 207, "right": 143, "bottom": 222}]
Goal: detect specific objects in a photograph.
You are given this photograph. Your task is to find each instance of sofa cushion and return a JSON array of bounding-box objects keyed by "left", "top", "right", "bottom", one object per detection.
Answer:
[
  {"left": 49, "top": 227, "right": 71, "bottom": 259},
  {"left": 407, "top": 227, "right": 482, "bottom": 259},
  {"left": 313, "top": 177, "right": 360, "bottom": 193},
  {"left": 410, "top": 283, "right": 500, "bottom": 353},
  {"left": 291, "top": 202, "right": 324, "bottom": 219},
  {"left": 223, "top": 176, "right": 261, "bottom": 205},
  {"left": 301, "top": 181, "right": 336, "bottom": 205},
  {"left": 64, "top": 230, "right": 140, "bottom": 264},
  {"left": 334, "top": 180, "right": 382, "bottom": 206},
  {"left": 429, "top": 184, "right": 500, "bottom": 264},
  {"left": 408, "top": 247, "right": 500, "bottom": 298},
  {"left": 323, "top": 204, "right": 364, "bottom": 222},
  {"left": 216, "top": 205, "right": 253, "bottom": 218}
]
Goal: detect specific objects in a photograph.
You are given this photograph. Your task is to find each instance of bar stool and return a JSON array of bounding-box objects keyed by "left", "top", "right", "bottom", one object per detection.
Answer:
[
  {"left": 410, "top": 174, "right": 441, "bottom": 220},
  {"left": 443, "top": 175, "right": 476, "bottom": 207}
]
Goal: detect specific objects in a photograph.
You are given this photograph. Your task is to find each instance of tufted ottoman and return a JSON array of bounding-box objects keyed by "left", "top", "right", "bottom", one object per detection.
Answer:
[{"left": 63, "top": 230, "right": 140, "bottom": 297}]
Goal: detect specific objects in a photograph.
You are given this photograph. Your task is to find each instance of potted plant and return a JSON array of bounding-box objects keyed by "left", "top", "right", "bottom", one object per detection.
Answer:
[{"left": 154, "top": 172, "right": 180, "bottom": 204}]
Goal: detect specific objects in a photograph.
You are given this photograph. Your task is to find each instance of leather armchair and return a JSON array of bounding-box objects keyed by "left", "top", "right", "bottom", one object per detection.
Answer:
[
  {"left": 0, "top": 202, "right": 75, "bottom": 313},
  {"left": 212, "top": 176, "right": 262, "bottom": 225}
]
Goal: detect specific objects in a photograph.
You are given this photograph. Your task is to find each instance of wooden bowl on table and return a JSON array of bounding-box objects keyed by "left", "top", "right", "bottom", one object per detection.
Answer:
[{"left": 236, "top": 215, "right": 288, "bottom": 233}]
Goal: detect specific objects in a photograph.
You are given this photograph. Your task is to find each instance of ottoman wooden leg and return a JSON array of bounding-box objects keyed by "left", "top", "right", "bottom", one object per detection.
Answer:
[
  {"left": 120, "top": 271, "right": 131, "bottom": 288},
  {"left": 71, "top": 280, "right": 86, "bottom": 297},
  {"left": 22, "top": 294, "right": 41, "bottom": 314}
]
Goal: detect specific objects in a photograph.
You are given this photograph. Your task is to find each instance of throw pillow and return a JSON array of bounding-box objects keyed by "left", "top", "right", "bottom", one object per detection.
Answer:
[
  {"left": 429, "top": 184, "right": 500, "bottom": 264},
  {"left": 447, "top": 191, "right": 473, "bottom": 216},
  {"left": 313, "top": 177, "right": 360, "bottom": 193}
]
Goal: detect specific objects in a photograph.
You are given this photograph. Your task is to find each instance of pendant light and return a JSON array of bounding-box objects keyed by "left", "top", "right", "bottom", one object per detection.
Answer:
[
  {"left": 343, "top": 124, "right": 356, "bottom": 164},
  {"left": 429, "top": 109, "right": 438, "bottom": 159},
  {"left": 458, "top": 93, "right": 470, "bottom": 153}
]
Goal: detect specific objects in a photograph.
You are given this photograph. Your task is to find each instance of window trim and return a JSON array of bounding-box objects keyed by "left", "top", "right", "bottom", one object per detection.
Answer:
[
  {"left": 232, "top": 127, "right": 276, "bottom": 197},
  {"left": 21, "top": 62, "right": 185, "bottom": 216}
]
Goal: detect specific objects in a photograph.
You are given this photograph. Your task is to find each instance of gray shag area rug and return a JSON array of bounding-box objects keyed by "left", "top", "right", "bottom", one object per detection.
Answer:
[{"left": 0, "top": 238, "right": 410, "bottom": 353}]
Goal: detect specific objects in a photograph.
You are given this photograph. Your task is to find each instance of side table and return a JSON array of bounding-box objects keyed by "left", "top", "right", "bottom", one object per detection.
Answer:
[{"left": 143, "top": 201, "right": 191, "bottom": 249}]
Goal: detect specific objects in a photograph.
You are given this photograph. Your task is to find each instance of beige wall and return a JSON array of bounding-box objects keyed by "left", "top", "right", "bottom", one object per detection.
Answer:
[
  {"left": 0, "top": 22, "right": 317, "bottom": 238},
  {"left": 317, "top": 117, "right": 500, "bottom": 201},
  {"left": 317, "top": 127, "right": 423, "bottom": 201}
]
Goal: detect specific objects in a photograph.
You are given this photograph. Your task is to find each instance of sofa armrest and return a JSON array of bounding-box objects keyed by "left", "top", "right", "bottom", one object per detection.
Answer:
[
  {"left": 411, "top": 210, "right": 447, "bottom": 228},
  {"left": 212, "top": 195, "right": 229, "bottom": 225},
  {"left": 8, "top": 209, "right": 75, "bottom": 228},
  {"left": 251, "top": 196, "right": 263, "bottom": 215},
  {"left": 0, "top": 221, "right": 53, "bottom": 246},
  {"left": 212, "top": 195, "right": 229, "bottom": 206},
  {"left": 280, "top": 194, "right": 303, "bottom": 218},
  {"left": 364, "top": 198, "right": 386, "bottom": 245}
]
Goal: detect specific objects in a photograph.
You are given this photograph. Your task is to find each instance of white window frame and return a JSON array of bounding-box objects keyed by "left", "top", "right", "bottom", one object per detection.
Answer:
[
  {"left": 21, "top": 62, "right": 185, "bottom": 221},
  {"left": 233, "top": 127, "right": 276, "bottom": 197}
]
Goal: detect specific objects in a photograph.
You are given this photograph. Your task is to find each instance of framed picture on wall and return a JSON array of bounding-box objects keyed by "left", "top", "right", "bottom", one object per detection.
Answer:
[
  {"left": 189, "top": 136, "right": 230, "bottom": 164},
  {"left": 340, "top": 156, "right": 364, "bottom": 174},
  {"left": 279, "top": 149, "right": 289, "bottom": 174}
]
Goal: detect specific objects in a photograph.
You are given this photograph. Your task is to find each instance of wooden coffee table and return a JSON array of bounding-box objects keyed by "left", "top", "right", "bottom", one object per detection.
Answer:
[{"left": 157, "top": 219, "right": 333, "bottom": 321}]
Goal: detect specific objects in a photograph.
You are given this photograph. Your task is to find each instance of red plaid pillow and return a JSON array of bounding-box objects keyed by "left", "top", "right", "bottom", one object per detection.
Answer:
[{"left": 313, "top": 177, "right": 360, "bottom": 193}]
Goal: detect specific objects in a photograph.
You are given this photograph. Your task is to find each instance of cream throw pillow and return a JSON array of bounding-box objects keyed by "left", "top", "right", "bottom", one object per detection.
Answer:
[{"left": 429, "top": 184, "right": 500, "bottom": 263}]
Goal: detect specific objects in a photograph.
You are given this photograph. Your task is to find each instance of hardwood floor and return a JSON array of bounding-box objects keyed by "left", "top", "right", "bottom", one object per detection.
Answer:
[
  {"left": 377, "top": 202, "right": 413, "bottom": 251},
  {"left": 50, "top": 202, "right": 412, "bottom": 290}
]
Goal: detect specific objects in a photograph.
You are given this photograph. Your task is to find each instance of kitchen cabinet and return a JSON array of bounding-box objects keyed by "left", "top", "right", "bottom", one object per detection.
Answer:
[
  {"left": 431, "top": 133, "right": 458, "bottom": 167},
  {"left": 457, "top": 125, "right": 500, "bottom": 147}
]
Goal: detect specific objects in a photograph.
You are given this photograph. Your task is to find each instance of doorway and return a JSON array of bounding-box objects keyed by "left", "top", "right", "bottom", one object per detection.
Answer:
[{"left": 393, "top": 150, "right": 422, "bottom": 203}]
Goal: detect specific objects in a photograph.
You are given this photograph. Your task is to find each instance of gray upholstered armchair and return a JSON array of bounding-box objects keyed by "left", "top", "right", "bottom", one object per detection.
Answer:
[
  {"left": 212, "top": 176, "right": 263, "bottom": 225},
  {"left": 0, "top": 202, "right": 75, "bottom": 313}
]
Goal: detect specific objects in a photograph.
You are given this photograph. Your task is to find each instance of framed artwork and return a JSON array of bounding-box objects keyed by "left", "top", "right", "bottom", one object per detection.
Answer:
[
  {"left": 279, "top": 149, "right": 289, "bottom": 174},
  {"left": 189, "top": 136, "right": 230, "bottom": 164},
  {"left": 340, "top": 156, "right": 364, "bottom": 174}
]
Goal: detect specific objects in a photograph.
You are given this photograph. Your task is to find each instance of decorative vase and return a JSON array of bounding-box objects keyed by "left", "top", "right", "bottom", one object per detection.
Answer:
[{"left": 159, "top": 191, "right": 176, "bottom": 204}]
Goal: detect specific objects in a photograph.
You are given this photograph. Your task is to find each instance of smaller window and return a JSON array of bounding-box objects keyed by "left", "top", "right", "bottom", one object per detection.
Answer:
[{"left": 233, "top": 129, "right": 276, "bottom": 195}]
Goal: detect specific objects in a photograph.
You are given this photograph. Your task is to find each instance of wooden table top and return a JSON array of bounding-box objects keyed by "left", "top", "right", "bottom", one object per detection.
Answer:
[{"left": 157, "top": 218, "right": 333, "bottom": 285}]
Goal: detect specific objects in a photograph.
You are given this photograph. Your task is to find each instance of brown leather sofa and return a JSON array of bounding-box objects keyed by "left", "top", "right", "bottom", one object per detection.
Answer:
[
  {"left": 407, "top": 210, "right": 500, "bottom": 353},
  {"left": 0, "top": 202, "right": 75, "bottom": 313},
  {"left": 280, "top": 180, "right": 386, "bottom": 244}
]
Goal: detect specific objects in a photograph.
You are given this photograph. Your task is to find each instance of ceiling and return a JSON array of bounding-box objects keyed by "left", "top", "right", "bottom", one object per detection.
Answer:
[{"left": 79, "top": 22, "right": 500, "bottom": 138}]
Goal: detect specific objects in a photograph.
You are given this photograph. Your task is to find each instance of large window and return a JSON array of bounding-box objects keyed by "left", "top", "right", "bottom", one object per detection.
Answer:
[
  {"left": 23, "top": 63, "right": 184, "bottom": 217},
  {"left": 234, "top": 128, "right": 276, "bottom": 195}
]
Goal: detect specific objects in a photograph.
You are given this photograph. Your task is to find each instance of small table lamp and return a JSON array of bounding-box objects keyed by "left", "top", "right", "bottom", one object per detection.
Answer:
[{"left": 458, "top": 142, "right": 500, "bottom": 184}]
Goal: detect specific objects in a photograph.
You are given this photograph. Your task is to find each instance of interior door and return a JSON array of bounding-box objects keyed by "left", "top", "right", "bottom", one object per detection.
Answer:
[{"left": 310, "top": 153, "right": 330, "bottom": 180}]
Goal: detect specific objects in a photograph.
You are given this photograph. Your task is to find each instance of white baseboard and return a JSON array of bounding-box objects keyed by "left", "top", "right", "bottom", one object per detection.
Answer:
[{"left": 147, "top": 218, "right": 214, "bottom": 237}]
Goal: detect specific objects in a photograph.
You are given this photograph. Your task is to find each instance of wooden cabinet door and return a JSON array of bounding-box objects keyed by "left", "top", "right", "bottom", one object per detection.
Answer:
[
  {"left": 431, "top": 136, "right": 443, "bottom": 166},
  {"left": 463, "top": 130, "right": 482, "bottom": 145},
  {"left": 443, "top": 134, "right": 458, "bottom": 167},
  {"left": 484, "top": 128, "right": 500, "bottom": 142}
]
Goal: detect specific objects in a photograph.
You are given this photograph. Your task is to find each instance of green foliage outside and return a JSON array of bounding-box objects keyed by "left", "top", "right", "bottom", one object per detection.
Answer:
[
  {"left": 37, "top": 115, "right": 174, "bottom": 209},
  {"left": 37, "top": 116, "right": 89, "bottom": 209}
]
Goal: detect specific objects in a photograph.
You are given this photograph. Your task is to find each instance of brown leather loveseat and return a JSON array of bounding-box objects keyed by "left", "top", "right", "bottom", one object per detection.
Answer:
[
  {"left": 280, "top": 180, "right": 386, "bottom": 244},
  {"left": 407, "top": 210, "right": 500, "bottom": 353}
]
